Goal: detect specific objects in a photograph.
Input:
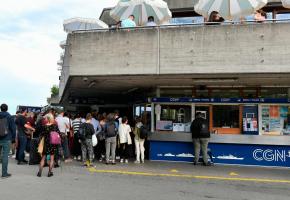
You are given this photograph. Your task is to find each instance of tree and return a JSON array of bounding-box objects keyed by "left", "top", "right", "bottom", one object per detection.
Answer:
[{"left": 51, "top": 85, "right": 59, "bottom": 97}]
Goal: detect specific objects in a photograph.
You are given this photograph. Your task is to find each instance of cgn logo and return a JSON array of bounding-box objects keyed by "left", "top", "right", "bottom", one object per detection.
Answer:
[{"left": 253, "top": 149, "right": 290, "bottom": 162}]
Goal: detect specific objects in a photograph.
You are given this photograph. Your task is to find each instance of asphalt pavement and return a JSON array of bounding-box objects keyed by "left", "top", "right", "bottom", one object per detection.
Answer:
[{"left": 1, "top": 159, "right": 290, "bottom": 200}]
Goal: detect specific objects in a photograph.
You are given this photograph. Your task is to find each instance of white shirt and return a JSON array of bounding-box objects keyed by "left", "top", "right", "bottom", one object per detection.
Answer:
[
  {"left": 56, "top": 115, "right": 69, "bottom": 134},
  {"left": 118, "top": 123, "right": 132, "bottom": 144}
]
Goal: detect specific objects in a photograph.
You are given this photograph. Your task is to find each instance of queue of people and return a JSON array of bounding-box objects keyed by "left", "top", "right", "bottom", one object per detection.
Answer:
[
  {"left": 112, "top": 9, "right": 268, "bottom": 30},
  {"left": 0, "top": 103, "right": 149, "bottom": 179}
]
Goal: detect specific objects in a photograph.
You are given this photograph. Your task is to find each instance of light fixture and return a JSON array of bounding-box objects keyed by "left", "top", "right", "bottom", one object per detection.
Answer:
[
  {"left": 193, "top": 78, "right": 238, "bottom": 84},
  {"left": 88, "top": 81, "right": 96, "bottom": 88}
]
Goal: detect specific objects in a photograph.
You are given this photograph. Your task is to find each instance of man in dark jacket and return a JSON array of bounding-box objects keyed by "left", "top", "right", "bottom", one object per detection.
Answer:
[
  {"left": 0, "top": 103, "right": 16, "bottom": 178},
  {"left": 190, "top": 112, "right": 211, "bottom": 166}
]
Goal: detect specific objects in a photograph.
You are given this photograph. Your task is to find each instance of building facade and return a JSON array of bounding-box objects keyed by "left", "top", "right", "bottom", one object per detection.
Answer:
[{"left": 57, "top": 0, "right": 290, "bottom": 167}]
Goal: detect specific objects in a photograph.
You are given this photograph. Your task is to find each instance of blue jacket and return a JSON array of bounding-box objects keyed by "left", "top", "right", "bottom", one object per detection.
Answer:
[{"left": 0, "top": 112, "right": 16, "bottom": 141}]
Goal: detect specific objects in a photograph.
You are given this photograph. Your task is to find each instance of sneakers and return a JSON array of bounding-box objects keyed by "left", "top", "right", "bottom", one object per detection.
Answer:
[
  {"left": 125, "top": 159, "right": 128, "bottom": 163},
  {"left": 203, "top": 162, "right": 213, "bottom": 166},
  {"left": 134, "top": 160, "right": 140, "bottom": 164},
  {"left": 1, "top": 173, "right": 12, "bottom": 179},
  {"left": 111, "top": 160, "right": 116, "bottom": 165},
  {"left": 141, "top": 160, "right": 144, "bottom": 164},
  {"left": 120, "top": 159, "right": 124, "bottom": 163}
]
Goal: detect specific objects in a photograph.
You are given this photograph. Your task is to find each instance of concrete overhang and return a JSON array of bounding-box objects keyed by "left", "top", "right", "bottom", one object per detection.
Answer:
[{"left": 59, "top": 73, "right": 290, "bottom": 105}]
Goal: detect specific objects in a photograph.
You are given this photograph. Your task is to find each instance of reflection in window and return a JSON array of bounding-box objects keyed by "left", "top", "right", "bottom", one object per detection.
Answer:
[
  {"left": 160, "top": 105, "right": 191, "bottom": 123},
  {"left": 213, "top": 105, "right": 239, "bottom": 128}
]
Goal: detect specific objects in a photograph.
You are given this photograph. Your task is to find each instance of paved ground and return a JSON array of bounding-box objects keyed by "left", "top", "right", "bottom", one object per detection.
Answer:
[{"left": 1, "top": 159, "right": 290, "bottom": 200}]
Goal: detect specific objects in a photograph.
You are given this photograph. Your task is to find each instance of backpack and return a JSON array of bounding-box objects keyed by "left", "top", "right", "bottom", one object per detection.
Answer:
[
  {"left": 0, "top": 117, "right": 8, "bottom": 137},
  {"left": 78, "top": 123, "right": 90, "bottom": 141},
  {"left": 139, "top": 125, "right": 149, "bottom": 139},
  {"left": 105, "top": 122, "right": 117, "bottom": 138}
]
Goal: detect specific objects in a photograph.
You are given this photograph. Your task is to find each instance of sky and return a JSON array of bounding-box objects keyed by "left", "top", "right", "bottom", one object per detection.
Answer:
[{"left": 0, "top": 0, "right": 118, "bottom": 114}]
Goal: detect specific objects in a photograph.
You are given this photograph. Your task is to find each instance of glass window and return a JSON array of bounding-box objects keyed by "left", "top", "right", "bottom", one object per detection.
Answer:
[
  {"left": 210, "top": 89, "right": 240, "bottom": 98},
  {"left": 156, "top": 105, "right": 192, "bottom": 132},
  {"left": 260, "top": 88, "right": 288, "bottom": 98},
  {"left": 276, "top": 13, "right": 290, "bottom": 21},
  {"left": 160, "top": 89, "right": 192, "bottom": 97},
  {"left": 261, "top": 105, "right": 290, "bottom": 136},
  {"left": 213, "top": 105, "right": 239, "bottom": 128},
  {"left": 170, "top": 17, "right": 204, "bottom": 24}
]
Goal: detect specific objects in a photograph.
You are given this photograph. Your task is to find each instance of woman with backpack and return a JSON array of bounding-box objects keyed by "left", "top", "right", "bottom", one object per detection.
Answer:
[
  {"left": 133, "top": 117, "right": 145, "bottom": 164},
  {"left": 105, "top": 113, "right": 118, "bottom": 165},
  {"left": 118, "top": 116, "right": 132, "bottom": 163},
  {"left": 37, "top": 113, "right": 60, "bottom": 177},
  {"left": 79, "top": 113, "right": 95, "bottom": 167}
]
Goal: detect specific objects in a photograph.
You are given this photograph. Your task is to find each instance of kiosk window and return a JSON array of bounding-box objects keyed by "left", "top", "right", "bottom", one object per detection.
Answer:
[
  {"left": 261, "top": 105, "right": 290, "bottom": 136},
  {"left": 213, "top": 105, "right": 239, "bottom": 128}
]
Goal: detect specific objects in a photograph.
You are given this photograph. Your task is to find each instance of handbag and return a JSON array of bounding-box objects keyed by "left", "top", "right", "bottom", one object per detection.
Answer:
[
  {"left": 92, "top": 134, "right": 98, "bottom": 147},
  {"left": 38, "top": 137, "right": 44, "bottom": 155},
  {"left": 50, "top": 131, "right": 61, "bottom": 145}
]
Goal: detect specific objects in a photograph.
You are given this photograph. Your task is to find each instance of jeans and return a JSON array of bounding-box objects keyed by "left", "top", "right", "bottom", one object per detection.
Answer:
[
  {"left": 193, "top": 138, "right": 209, "bottom": 164},
  {"left": 120, "top": 143, "right": 129, "bottom": 160},
  {"left": 81, "top": 139, "right": 94, "bottom": 163},
  {"left": 61, "top": 134, "right": 70, "bottom": 159},
  {"left": 105, "top": 137, "right": 116, "bottom": 162},
  {"left": 17, "top": 135, "right": 27, "bottom": 162},
  {"left": 135, "top": 139, "right": 145, "bottom": 162},
  {"left": 0, "top": 140, "right": 11, "bottom": 176}
]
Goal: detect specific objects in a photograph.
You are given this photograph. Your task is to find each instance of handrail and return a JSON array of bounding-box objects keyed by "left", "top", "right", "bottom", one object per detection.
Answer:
[{"left": 70, "top": 18, "right": 290, "bottom": 34}]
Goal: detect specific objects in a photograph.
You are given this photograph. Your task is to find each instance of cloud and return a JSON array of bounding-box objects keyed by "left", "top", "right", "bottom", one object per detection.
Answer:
[{"left": 0, "top": 0, "right": 118, "bottom": 113}]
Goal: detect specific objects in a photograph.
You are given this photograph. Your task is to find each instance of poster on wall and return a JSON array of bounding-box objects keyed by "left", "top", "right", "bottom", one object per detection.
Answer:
[
  {"left": 262, "top": 106, "right": 270, "bottom": 132},
  {"left": 156, "top": 120, "right": 173, "bottom": 131}
]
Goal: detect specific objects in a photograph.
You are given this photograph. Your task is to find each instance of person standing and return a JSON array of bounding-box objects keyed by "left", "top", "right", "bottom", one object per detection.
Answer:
[
  {"left": 0, "top": 104, "right": 16, "bottom": 178},
  {"left": 121, "top": 15, "right": 136, "bottom": 28},
  {"left": 190, "top": 112, "right": 211, "bottom": 166},
  {"left": 118, "top": 117, "right": 132, "bottom": 163},
  {"left": 37, "top": 113, "right": 60, "bottom": 177},
  {"left": 133, "top": 117, "right": 145, "bottom": 164},
  {"left": 15, "top": 108, "right": 35, "bottom": 165},
  {"left": 91, "top": 112, "right": 101, "bottom": 160},
  {"left": 146, "top": 16, "right": 157, "bottom": 26},
  {"left": 55, "top": 111, "right": 71, "bottom": 162},
  {"left": 71, "top": 114, "right": 82, "bottom": 160},
  {"left": 105, "top": 113, "right": 118, "bottom": 165},
  {"left": 79, "top": 114, "right": 95, "bottom": 167}
]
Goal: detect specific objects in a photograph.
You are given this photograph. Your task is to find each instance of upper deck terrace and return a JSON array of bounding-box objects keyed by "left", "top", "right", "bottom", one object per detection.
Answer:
[{"left": 58, "top": 20, "right": 290, "bottom": 103}]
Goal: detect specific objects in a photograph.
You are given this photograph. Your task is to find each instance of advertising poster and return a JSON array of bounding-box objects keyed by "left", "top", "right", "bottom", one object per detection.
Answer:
[
  {"left": 156, "top": 120, "right": 173, "bottom": 131},
  {"left": 270, "top": 105, "right": 279, "bottom": 118},
  {"left": 262, "top": 106, "right": 270, "bottom": 132}
]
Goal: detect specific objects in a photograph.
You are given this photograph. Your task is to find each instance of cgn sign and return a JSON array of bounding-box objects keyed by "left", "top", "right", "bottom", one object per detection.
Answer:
[{"left": 253, "top": 149, "right": 290, "bottom": 162}]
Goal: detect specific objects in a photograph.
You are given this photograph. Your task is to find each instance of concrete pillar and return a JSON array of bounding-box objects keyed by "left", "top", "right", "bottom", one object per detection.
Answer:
[{"left": 156, "top": 87, "right": 161, "bottom": 97}]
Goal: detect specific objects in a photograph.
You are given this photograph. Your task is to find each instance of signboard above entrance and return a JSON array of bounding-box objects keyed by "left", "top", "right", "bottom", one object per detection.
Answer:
[{"left": 150, "top": 98, "right": 290, "bottom": 104}]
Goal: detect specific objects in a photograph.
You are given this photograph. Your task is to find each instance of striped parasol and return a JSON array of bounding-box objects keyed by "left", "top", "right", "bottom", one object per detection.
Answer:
[
  {"left": 194, "top": 0, "right": 268, "bottom": 20},
  {"left": 63, "top": 17, "right": 108, "bottom": 33},
  {"left": 281, "top": 0, "right": 290, "bottom": 8},
  {"left": 110, "top": 0, "right": 172, "bottom": 26}
]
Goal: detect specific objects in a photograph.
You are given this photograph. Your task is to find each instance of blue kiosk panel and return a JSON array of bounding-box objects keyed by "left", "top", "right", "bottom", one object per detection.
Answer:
[{"left": 150, "top": 141, "right": 290, "bottom": 168}]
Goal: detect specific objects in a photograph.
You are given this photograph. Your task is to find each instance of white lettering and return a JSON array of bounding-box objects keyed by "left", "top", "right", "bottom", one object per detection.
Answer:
[
  {"left": 253, "top": 149, "right": 286, "bottom": 162},
  {"left": 253, "top": 149, "right": 263, "bottom": 161},
  {"left": 263, "top": 150, "right": 274, "bottom": 162}
]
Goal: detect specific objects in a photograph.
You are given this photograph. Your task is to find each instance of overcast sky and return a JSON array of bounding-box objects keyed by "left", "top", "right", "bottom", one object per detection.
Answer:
[{"left": 0, "top": 0, "right": 118, "bottom": 114}]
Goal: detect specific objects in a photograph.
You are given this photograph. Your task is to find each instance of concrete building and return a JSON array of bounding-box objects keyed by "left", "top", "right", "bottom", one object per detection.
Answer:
[{"left": 57, "top": 0, "right": 290, "bottom": 167}]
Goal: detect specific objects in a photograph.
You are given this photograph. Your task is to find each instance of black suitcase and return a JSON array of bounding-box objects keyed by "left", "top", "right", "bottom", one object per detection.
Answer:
[{"left": 29, "top": 138, "right": 41, "bottom": 165}]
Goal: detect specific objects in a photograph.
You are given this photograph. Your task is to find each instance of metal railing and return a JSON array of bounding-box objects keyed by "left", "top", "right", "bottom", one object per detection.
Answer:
[{"left": 69, "top": 18, "right": 290, "bottom": 34}]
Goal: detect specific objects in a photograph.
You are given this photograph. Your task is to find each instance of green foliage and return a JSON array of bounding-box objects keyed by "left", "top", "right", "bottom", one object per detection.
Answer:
[{"left": 51, "top": 85, "right": 59, "bottom": 97}]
